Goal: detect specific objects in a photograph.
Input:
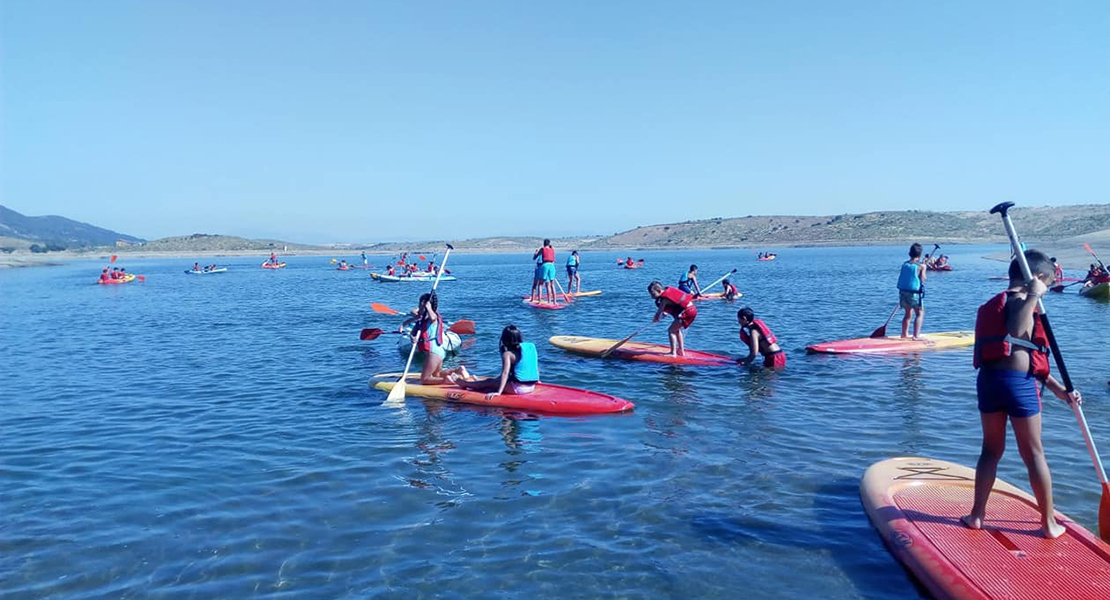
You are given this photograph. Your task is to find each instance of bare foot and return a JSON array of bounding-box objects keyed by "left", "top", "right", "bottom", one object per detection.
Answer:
[
  {"left": 912, "top": 336, "right": 923, "bottom": 342},
  {"left": 900, "top": 335, "right": 909, "bottom": 340},
  {"left": 1043, "top": 519, "right": 1066, "bottom": 539},
  {"left": 960, "top": 514, "right": 983, "bottom": 530}
]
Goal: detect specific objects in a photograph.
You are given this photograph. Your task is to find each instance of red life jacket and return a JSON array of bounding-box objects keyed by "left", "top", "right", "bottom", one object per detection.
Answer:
[
  {"left": 723, "top": 283, "right": 738, "bottom": 296},
  {"left": 740, "top": 319, "right": 777, "bottom": 347},
  {"left": 973, "top": 291, "right": 1050, "bottom": 379},
  {"left": 415, "top": 315, "right": 445, "bottom": 352},
  {"left": 658, "top": 286, "right": 693, "bottom": 316},
  {"left": 541, "top": 246, "right": 555, "bottom": 263}
]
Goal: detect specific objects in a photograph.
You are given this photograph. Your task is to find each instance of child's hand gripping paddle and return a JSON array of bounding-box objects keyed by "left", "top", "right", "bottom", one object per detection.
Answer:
[
  {"left": 385, "top": 244, "right": 454, "bottom": 406},
  {"left": 992, "top": 201, "right": 1109, "bottom": 542}
]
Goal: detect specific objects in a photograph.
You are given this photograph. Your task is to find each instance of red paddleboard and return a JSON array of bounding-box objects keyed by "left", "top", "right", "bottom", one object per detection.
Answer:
[
  {"left": 372, "top": 375, "right": 633, "bottom": 415},
  {"left": 862, "top": 457, "right": 1110, "bottom": 600},
  {"left": 549, "top": 335, "right": 734, "bottom": 366},
  {"left": 522, "top": 299, "right": 569, "bottom": 310},
  {"left": 806, "top": 331, "right": 974, "bottom": 354},
  {"left": 693, "top": 292, "right": 743, "bottom": 301}
]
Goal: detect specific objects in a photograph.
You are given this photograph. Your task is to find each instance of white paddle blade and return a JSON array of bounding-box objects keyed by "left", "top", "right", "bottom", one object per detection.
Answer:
[{"left": 385, "top": 380, "right": 406, "bottom": 403}]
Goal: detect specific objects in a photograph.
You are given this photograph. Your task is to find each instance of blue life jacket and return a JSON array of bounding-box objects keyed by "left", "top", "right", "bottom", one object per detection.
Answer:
[
  {"left": 897, "top": 261, "right": 922, "bottom": 292},
  {"left": 678, "top": 272, "right": 694, "bottom": 293},
  {"left": 512, "top": 342, "right": 540, "bottom": 383}
]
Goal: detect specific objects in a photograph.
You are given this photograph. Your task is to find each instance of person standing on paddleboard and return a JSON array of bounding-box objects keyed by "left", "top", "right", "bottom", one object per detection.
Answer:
[
  {"left": 962, "top": 250, "right": 1082, "bottom": 539},
  {"left": 897, "top": 243, "right": 927, "bottom": 340},
  {"left": 678, "top": 264, "right": 703, "bottom": 297},
  {"left": 648, "top": 281, "right": 697, "bottom": 357},
  {"left": 532, "top": 239, "right": 557, "bottom": 303},
  {"left": 566, "top": 250, "right": 581, "bottom": 295},
  {"left": 735, "top": 307, "right": 785, "bottom": 369},
  {"left": 455, "top": 325, "right": 540, "bottom": 399}
]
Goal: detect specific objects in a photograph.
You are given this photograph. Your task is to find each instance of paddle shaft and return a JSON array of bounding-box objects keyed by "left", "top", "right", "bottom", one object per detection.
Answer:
[
  {"left": 699, "top": 269, "right": 737, "bottom": 296},
  {"left": 601, "top": 322, "right": 654, "bottom": 358},
  {"left": 388, "top": 244, "right": 454, "bottom": 403},
  {"left": 1085, "top": 243, "right": 1109, "bottom": 277},
  {"left": 993, "top": 203, "right": 1107, "bottom": 486},
  {"left": 554, "top": 277, "right": 573, "bottom": 303}
]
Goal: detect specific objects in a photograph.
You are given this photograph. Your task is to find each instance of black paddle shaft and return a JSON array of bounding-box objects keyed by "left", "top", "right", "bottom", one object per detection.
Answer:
[{"left": 991, "top": 201, "right": 1076, "bottom": 393}]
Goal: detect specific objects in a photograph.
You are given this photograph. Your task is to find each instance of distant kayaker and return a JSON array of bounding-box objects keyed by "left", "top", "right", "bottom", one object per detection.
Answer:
[
  {"left": 532, "top": 239, "right": 557, "bottom": 303},
  {"left": 735, "top": 307, "right": 785, "bottom": 369},
  {"left": 339, "top": 260, "right": 348, "bottom": 269},
  {"left": 386, "top": 264, "right": 396, "bottom": 277},
  {"left": 269, "top": 252, "right": 277, "bottom": 264},
  {"left": 678, "top": 264, "right": 702, "bottom": 297},
  {"left": 963, "top": 249, "right": 1081, "bottom": 539},
  {"left": 361, "top": 251, "right": 368, "bottom": 266},
  {"left": 193, "top": 262, "right": 200, "bottom": 271},
  {"left": 625, "top": 257, "right": 634, "bottom": 268},
  {"left": 897, "top": 243, "right": 927, "bottom": 340},
  {"left": 566, "top": 250, "right": 581, "bottom": 294},
  {"left": 99, "top": 268, "right": 111, "bottom": 283},
  {"left": 407, "top": 292, "right": 470, "bottom": 385},
  {"left": 1050, "top": 257, "right": 1062, "bottom": 280},
  {"left": 648, "top": 280, "right": 697, "bottom": 357},
  {"left": 721, "top": 278, "right": 740, "bottom": 301},
  {"left": 454, "top": 325, "right": 539, "bottom": 399}
]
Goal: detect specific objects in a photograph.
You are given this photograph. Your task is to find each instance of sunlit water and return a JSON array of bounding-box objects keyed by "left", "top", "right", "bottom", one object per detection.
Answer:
[{"left": 2, "top": 246, "right": 1107, "bottom": 599}]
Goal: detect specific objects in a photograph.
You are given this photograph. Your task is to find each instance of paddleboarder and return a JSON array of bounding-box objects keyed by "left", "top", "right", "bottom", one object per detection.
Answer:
[
  {"left": 897, "top": 243, "right": 927, "bottom": 340},
  {"left": 532, "top": 239, "right": 557, "bottom": 303},
  {"left": 648, "top": 281, "right": 697, "bottom": 357},
  {"left": 963, "top": 250, "right": 1082, "bottom": 539},
  {"left": 678, "top": 264, "right": 703, "bottom": 296},
  {"left": 566, "top": 250, "right": 581, "bottom": 294},
  {"left": 735, "top": 307, "right": 785, "bottom": 369}
]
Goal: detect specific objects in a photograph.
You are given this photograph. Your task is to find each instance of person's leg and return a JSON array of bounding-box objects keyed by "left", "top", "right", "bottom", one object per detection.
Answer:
[
  {"left": 962, "top": 411, "right": 1008, "bottom": 529},
  {"left": 913, "top": 305, "right": 924, "bottom": 340},
  {"left": 667, "top": 321, "right": 679, "bottom": 356},
  {"left": 675, "top": 324, "right": 686, "bottom": 356},
  {"left": 420, "top": 353, "right": 441, "bottom": 384},
  {"left": 900, "top": 303, "right": 912, "bottom": 339},
  {"left": 1011, "top": 414, "right": 1065, "bottom": 538},
  {"left": 457, "top": 377, "right": 500, "bottom": 392}
]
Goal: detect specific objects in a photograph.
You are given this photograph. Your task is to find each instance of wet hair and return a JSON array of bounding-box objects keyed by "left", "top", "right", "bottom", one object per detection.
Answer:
[
  {"left": 499, "top": 324, "right": 523, "bottom": 354},
  {"left": 417, "top": 292, "right": 438, "bottom": 316},
  {"left": 543, "top": 238, "right": 551, "bottom": 246},
  {"left": 908, "top": 243, "right": 922, "bottom": 259},
  {"left": 572, "top": 250, "right": 578, "bottom": 255},
  {"left": 689, "top": 264, "right": 698, "bottom": 272},
  {"left": 1009, "top": 249, "right": 1054, "bottom": 281},
  {"left": 647, "top": 281, "right": 664, "bottom": 295},
  {"left": 722, "top": 278, "right": 731, "bottom": 286},
  {"left": 738, "top": 307, "right": 755, "bottom": 322},
  {"left": 1050, "top": 257, "right": 1057, "bottom": 263}
]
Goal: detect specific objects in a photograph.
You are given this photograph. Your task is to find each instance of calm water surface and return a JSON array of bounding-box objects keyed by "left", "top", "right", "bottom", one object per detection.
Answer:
[{"left": 2, "top": 246, "right": 1108, "bottom": 599}]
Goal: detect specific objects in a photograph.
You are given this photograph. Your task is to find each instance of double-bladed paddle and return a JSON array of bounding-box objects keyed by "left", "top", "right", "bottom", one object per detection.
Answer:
[
  {"left": 993, "top": 201, "right": 1109, "bottom": 542},
  {"left": 385, "top": 244, "right": 454, "bottom": 406},
  {"left": 360, "top": 319, "right": 475, "bottom": 341}
]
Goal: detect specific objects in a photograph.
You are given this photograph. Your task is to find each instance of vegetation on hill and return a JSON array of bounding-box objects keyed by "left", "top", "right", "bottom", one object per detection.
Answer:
[{"left": 0, "top": 204, "right": 144, "bottom": 249}]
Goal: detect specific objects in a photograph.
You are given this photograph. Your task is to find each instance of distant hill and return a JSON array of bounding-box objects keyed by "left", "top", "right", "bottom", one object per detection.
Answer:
[
  {"left": 0, "top": 204, "right": 144, "bottom": 249},
  {"left": 135, "top": 233, "right": 321, "bottom": 252}
]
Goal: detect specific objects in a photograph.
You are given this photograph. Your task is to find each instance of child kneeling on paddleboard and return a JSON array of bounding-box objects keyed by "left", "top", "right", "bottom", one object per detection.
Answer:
[
  {"left": 455, "top": 325, "right": 539, "bottom": 399},
  {"left": 962, "top": 249, "right": 1081, "bottom": 539},
  {"left": 648, "top": 281, "right": 697, "bottom": 357},
  {"left": 897, "top": 243, "right": 927, "bottom": 340},
  {"left": 736, "top": 307, "right": 784, "bottom": 369},
  {"left": 408, "top": 293, "right": 471, "bottom": 385}
]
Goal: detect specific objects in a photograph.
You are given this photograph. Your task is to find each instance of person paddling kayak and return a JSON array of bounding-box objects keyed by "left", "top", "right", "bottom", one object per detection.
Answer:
[
  {"left": 566, "top": 250, "right": 581, "bottom": 294},
  {"left": 963, "top": 249, "right": 1081, "bottom": 539},
  {"left": 648, "top": 281, "right": 697, "bottom": 357},
  {"left": 736, "top": 307, "right": 785, "bottom": 369},
  {"left": 897, "top": 243, "right": 927, "bottom": 340},
  {"left": 455, "top": 325, "right": 540, "bottom": 399},
  {"left": 678, "top": 264, "right": 703, "bottom": 297}
]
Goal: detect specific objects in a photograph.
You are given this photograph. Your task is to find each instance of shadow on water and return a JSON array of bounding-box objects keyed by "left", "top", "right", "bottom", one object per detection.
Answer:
[{"left": 689, "top": 478, "right": 926, "bottom": 600}]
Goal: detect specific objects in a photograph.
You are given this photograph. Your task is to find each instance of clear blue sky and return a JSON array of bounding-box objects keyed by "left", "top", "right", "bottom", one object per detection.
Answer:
[{"left": 2, "top": 1, "right": 1108, "bottom": 243}]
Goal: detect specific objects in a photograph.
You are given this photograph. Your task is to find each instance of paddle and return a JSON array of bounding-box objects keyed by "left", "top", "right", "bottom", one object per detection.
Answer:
[
  {"left": 385, "top": 244, "right": 454, "bottom": 405},
  {"left": 1051, "top": 280, "right": 1087, "bottom": 293},
  {"left": 600, "top": 322, "right": 655, "bottom": 358},
  {"left": 361, "top": 319, "right": 475, "bottom": 341},
  {"left": 869, "top": 305, "right": 901, "bottom": 339},
  {"left": 554, "top": 278, "right": 574, "bottom": 304},
  {"left": 371, "top": 302, "right": 403, "bottom": 316},
  {"left": 992, "top": 201, "right": 1110, "bottom": 542},
  {"left": 697, "top": 268, "right": 737, "bottom": 297}
]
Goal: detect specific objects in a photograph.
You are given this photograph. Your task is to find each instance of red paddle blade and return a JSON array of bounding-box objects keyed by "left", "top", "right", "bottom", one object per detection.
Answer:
[
  {"left": 1084, "top": 242, "right": 1094, "bottom": 254},
  {"left": 136, "top": 275, "right": 146, "bottom": 282},
  {"left": 419, "top": 255, "right": 426, "bottom": 260},
  {"left": 110, "top": 255, "right": 118, "bottom": 263},
  {"left": 448, "top": 320, "right": 475, "bottom": 335},
  {"left": 1099, "top": 482, "right": 1110, "bottom": 542},
  {"left": 371, "top": 302, "right": 401, "bottom": 315},
  {"left": 360, "top": 328, "right": 383, "bottom": 340}
]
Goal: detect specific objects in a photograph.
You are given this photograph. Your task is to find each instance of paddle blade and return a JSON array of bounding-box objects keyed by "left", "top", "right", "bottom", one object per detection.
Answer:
[
  {"left": 1084, "top": 242, "right": 1094, "bottom": 254},
  {"left": 386, "top": 379, "right": 406, "bottom": 403},
  {"left": 136, "top": 275, "right": 146, "bottom": 282},
  {"left": 360, "top": 328, "right": 383, "bottom": 340},
  {"left": 419, "top": 255, "right": 426, "bottom": 260},
  {"left": 371, "top": 302, "right": 401, "bottom": 315},
  {"left": 110, "top": 255, "right": 117, "bottom": 263},
  {"left": 1050, "top": 285, "right": 1065, "bottom": 293},
  {"left": 869, "top": 325, "right": 887, "bottom": 339},
  {"left": 448, "top": 320, "right": 475, "bottom": 335},
  {"left": 1100, "top": 481, "right": 1110, "bottom": 542}
]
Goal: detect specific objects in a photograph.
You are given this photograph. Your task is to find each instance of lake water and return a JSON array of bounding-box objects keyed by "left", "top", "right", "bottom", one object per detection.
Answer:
[{"left": 2, "top": 245, "right": 1107, "bottom": 599}]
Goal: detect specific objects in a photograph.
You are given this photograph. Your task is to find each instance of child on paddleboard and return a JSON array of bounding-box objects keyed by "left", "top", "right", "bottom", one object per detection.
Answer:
[
  {"left": 721, "top": 278, "right": 740, "bottom": 301},
  {"left": 962, "top": 250, "right": 1082, "bottom": 539},
  {"left": 406, "top": 293, "right": 470, "bottom": 385},
  {"left": 532, "top": 239, "right": 557, "bottom": 303},
  {"left": 648, "top": 281, "right": 697, "bottom": 357},
  {"left": 566, "top": 250, "right": 581, "bottom": 294},
  {"left": 897, "top": 243, "right": 927, "bottom": 340},
  {"left": 678, "top": 264, "right": 702, "bottom": 297},
  {"left": 735, "top": 307, "right": 784, "bottom": 369},
  {"left": 455, "top": 325, "right": 540, "bottom": 399}
]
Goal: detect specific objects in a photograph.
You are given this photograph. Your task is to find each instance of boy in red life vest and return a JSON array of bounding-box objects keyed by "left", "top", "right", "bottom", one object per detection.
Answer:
[
  {"left": 648, "top": 281, "right": 697, "bottom": 357},
  {"left": 735, "top": 307, "right": 784, "bottom": 369},
  {"left": 1050, "top": 257, "right": 1062, "bottom": 280},
  {"left": 962, "top": 250, "right": 1082, "bottom": 539},
  {"left": 532, "top": 239, "right": 557, "bottom": 303},
  {"left": 99, "top": 268, "right": 111, "bottom": 283}
]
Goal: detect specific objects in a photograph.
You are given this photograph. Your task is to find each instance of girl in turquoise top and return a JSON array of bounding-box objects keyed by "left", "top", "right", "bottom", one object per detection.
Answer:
[
  {"left": 566, "top": 250, "right": 581, "bottom": 294},
  {"left": 456, "top": 325, "right": 539, "bottom": 399}
]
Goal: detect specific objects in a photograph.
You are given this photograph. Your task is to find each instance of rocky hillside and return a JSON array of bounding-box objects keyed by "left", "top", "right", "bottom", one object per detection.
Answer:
[
  {"left": 0, "top": 204, "right": 144, "bottom": 249},
  {"left": 134, "top": 233, "right": 320, "bottom": 252}
]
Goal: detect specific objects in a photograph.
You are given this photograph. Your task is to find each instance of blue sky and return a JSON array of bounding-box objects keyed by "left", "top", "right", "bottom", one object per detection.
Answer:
[{"left": 2, "top": 1, "right": 1108, "bottom": 243}]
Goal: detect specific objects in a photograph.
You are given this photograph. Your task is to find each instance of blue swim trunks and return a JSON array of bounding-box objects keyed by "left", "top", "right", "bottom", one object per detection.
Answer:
[
  {"left": 977, "top": 368, "right": 1041, "bottom": 418},
  {"left": 541, "top": 262, "right": 556, "bottom": 281}
]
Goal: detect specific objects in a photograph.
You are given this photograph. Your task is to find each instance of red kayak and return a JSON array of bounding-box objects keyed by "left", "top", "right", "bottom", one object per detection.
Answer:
[
  {"left": 373, "top": 375, "right": 634, "bottom": 415},
  {"left": 522, "top": 299, "right": 569, "bottom": 310},
  {"left": 927, "top": 264, "right": 953, "bottom": 271}
]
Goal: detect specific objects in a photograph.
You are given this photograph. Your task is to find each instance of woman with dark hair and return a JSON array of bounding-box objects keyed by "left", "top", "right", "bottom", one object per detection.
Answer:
[
  {"left": 456, "top": 325, "right": 539, "bottom": 399},
  {"left": 406, "top": 292, "right": 470, "bottom": 385}
]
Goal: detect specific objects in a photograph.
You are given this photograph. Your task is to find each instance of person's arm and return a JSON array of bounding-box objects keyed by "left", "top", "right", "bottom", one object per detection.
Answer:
[
  {"left": 692, "top": 276, "right": 702, "bottom": 296},
  {"left": 532, "top": 249, "right": 541, "bottom": 260},
  {"left": 737, "top": 328, "right": 759, "bottom": 365},
  {"left": 487, "top": 351, "right": 514, "bottom": 399},
  {"left": 918, "top": 263, "right": 927, "bottom": 285},
  {"left": 1044, "top": 374, "right": 1082, "bottom": 404},
  {"left": 652, "top": 300, "right": 666, "bottom": 322}
]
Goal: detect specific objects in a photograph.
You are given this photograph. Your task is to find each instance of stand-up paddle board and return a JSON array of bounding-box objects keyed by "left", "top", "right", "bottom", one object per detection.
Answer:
[
  {"left": 862, "top": 457, "right": 1110, "bottom": 600},
  {"left": 371, "top": 374, "right": 633, "bottom": 414},
  {"left": 521, "top": 290, "right": 601, "bottom": 299},
  {"left": 806, "top": 331, "right": 973, "bottom": 354},
  {"left": 693, "top": 292, "right": 743, "bottom": 301},
  {"left": 522, "top": 299, "right": 569, "bottom": 309},
  {"left": 549, "top": 335, "right": 734, "bottom": 366}
]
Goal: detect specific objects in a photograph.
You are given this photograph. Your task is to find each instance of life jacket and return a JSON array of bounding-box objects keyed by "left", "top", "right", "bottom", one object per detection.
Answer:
[
  {"left": 678, "top": 272, "right": 695, "bottom": 292},
  {"left": 541, "top": 246, "right": 555, "bottom": 263},
  {"left": 723, "top": 282, "right": 738, "bottom": 296},
  {"left": 740, "top": 319, "right": 777, "bottom": 348},
  {"left": 415, "top": 316, "right": 445, "bottom": 353},
  {"left": 511, "top": 342, "right": 540, "bottom": 383},
  {"left": 897, "top": 261, "right": 922, "bottom": 292},
  {"left": 973, "top": 291, "right": 1050, "bottom": 380},
  {"left": 658, "top": 286, "right": 693, "bottom": 316},
  {"left": 566, "top": 255, "right": 577, "bottom": 267}
]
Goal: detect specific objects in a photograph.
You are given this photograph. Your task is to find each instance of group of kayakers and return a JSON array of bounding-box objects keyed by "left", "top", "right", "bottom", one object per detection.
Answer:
[
  {"left": 191, "top": 262, "right": 220, "bottom": 272},
  {"left": 756, "top": 252, "right": 777, "bottom": 260},
  {"left": 98, "top": 266, "right": 130, "bottom": 282}
]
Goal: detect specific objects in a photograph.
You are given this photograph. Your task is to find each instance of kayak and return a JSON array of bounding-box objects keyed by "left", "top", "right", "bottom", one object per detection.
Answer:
[
  {"left": 337, "top": 266, "right": 351, "bottom": 271},
  {"left": 97, "top": 274, "right": 137, "bottom": 285},
  {"left": 757, "top": 256, "right": 776, "bottom": 261},
  {"left": 261, "top": 262, "right": 286, "bottom": 269},
  {"left": 523, "top": 299, "right": 569, "bottom": 310},
  {"left": 862, "top": 457, "right": 1110, "bottom": 600},
  {"left": 927, "top": 264, "right": 953, "bottom": 271},
  {"left": 693, "top": 291, "right": 743, "bottom": 301},
  {"left": 622, "top": 264, "right": 642, "bottom": 269},
  {"left": 371, "top": 273, "right": 457, "bottom": 282},
  {"left": 184, "top": 268, "right": 227, "bottom": 275},
  {"left": 549, "top": 335, "right": 734, "bottom": 366},
  {"left": 371, "top": 373, "right": 634, "bottom": 415},
  {"left": 520, "top": 290, "right": 602, "bottom": 299},
  {"left": 395, "top": 328, "right": 463, "bottom": 357},
  {"left": 806, "top": 331, "right": 974, "bottom": 354},
  {"left": 1079, "top": 282, "right": 1110, "bottom": 300}
]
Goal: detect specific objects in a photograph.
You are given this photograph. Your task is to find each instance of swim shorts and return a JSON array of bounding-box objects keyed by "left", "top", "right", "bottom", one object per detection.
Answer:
[
  {"left": 977, "top": 368, "right": 1041, "bottom": 418},
  {"left": 763, "top": 350, "right": 786, "bottom": 370},
  {"left": 566, "top": 265, "right": 578, "bottom": 276},
  {"left": 675, "top": 305, "right": 697, "bottom": 329},
  {"left": 899, "top": 290, "right": 923, "bottom": 310},
  {"left": 533, "top": 264, "right": 543, "bottom": 282},
  {"left": 542, "top": 262, "right": 556, "bottom": 281}
]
